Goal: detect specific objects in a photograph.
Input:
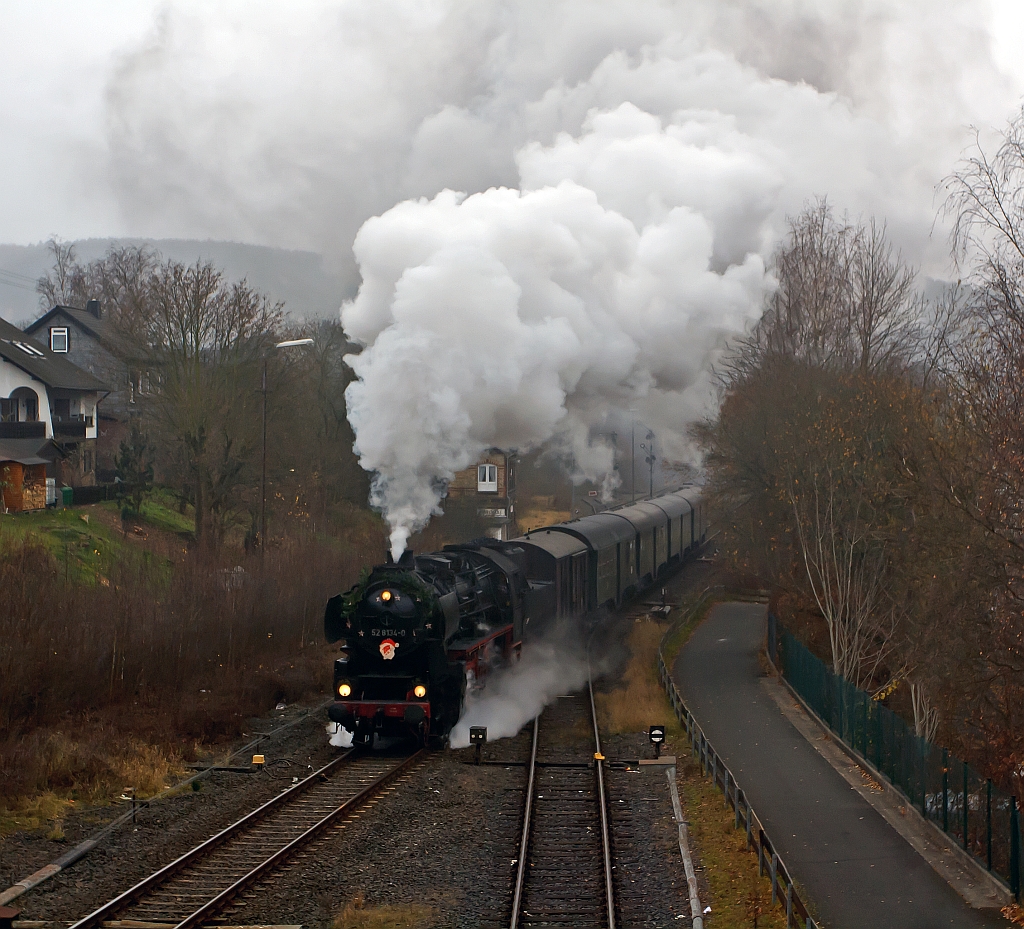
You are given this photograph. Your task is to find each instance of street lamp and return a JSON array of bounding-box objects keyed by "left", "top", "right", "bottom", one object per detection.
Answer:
[{"left": 260, "top": 338, "right": 314, "bottom": 549}]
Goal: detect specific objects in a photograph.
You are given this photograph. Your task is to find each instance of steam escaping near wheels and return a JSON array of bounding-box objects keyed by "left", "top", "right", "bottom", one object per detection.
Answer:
[
  {"left": 449, "top": 626, "right": 598, "bottom": 748},
  {"left": 327, "top": 722, "right": 354, "bottom": 748}
]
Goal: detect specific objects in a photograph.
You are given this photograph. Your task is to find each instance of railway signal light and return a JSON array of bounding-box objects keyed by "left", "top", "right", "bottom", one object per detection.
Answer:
[
  {"left": 470, "top": 726, "right": 487, "bottom": 765},
  {"left": 252, "top": 754, "right": 265, "bottom": 772},
  {"left": 649, "top": 725, "right": 666, "bottom": 758}
]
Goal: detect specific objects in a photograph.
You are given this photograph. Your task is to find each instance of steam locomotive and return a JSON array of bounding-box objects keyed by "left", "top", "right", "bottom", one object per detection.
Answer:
[{"left": 324, "top": 488, "right": 707, "bottom": 745}]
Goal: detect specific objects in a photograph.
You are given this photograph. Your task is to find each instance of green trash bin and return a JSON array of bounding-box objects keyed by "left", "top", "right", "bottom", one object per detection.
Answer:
[{"left": 61, "top": 486, "right": 73, "bottom": 507}]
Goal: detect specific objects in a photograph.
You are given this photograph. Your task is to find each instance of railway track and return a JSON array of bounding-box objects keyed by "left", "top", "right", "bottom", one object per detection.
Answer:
[
  {"left": 68, "top": 748, "right": 425, "bottom": 929},
  {"left": 509, "top": 682, "right": 616, "bottom": 929}
]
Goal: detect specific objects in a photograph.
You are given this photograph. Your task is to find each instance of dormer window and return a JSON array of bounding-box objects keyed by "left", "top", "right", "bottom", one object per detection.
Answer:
[
  {"left": 477, "top": 463, "right": 498, "bottom": 493},
  {"left": 50, "top": 328, "right": 68, "bottom": 353}
]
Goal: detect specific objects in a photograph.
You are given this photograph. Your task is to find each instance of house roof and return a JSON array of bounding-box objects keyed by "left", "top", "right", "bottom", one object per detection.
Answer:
[
  {"left": 0, "top": 437, "right": 64, "bottom": 465},
  {"left": 25, "top": 304, "right": 118, "bottom": 346},
  {"left": 0, "top": 315, "right": 108, "bottom": 392}
]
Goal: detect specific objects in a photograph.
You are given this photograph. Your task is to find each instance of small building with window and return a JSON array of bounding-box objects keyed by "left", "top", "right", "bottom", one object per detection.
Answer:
[
  {"left": 446, "top": 449, "right": 516, "bottom": 540},
  {"left": 0, "top": 314, "right": 108, "bottom": 495}
]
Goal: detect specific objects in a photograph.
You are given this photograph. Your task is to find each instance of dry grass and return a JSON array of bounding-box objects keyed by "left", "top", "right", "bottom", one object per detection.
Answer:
[
  {"left": 516, "top": 501, "right": 571, "bottom": 533},
  {"left": 332, "top": 894, "right": 437, "bottom": 929},
  {"left": 0, "top": 512, "right": 382, "bottom": 817},
  {"left": 0, "top": 727, "right": 189, "bottom": 837},
  {"left": 596, "top": 618, "right": 681, "bottom": 735},
  {"left": 674, "top": 749, "right": 788, "bottom": 929}
]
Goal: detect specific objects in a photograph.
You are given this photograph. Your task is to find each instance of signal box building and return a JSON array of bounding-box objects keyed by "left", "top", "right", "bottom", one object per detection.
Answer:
[{"left": 447, "top": 449, "right": 516, "bottom": 540}]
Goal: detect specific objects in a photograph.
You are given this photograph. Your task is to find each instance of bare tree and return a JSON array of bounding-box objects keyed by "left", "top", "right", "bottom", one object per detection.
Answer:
[
  {"left": 141, "top": 261, "right": 283, "bottom": 546},
  {"left": 848, "top": 219, "right": 921, "bottom": 373},
  {"left": 731, "top": 202, "right": 923, "bottom": 380},
  {"left": 788, "top": 470, "right": 899, "bottom": 688},
  {"left": 35, "top": 237, "right": 83, "bottom": 308}
]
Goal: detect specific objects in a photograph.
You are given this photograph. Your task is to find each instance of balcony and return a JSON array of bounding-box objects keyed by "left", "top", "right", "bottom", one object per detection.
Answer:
[
  {"left": 53, "top": 421, "right": 87, "bottom": 439},
  {"left": 0, "top": 421, "right": 45, "bottom": 439}
]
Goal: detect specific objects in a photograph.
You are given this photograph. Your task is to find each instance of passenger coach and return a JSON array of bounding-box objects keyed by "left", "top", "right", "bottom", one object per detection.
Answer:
[{"left": 515, "top": 488, "right": 706, "bottom": 617}]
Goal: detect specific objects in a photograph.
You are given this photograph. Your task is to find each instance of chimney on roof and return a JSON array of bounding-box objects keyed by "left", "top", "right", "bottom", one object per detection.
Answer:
[{"left": 86, "top": 299, "right": 101, "bottom": 318}]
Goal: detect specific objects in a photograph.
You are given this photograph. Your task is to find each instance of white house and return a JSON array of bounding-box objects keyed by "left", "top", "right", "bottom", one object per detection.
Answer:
[{"left": 0, "top": 314, "right": 108, "bottom": 489}]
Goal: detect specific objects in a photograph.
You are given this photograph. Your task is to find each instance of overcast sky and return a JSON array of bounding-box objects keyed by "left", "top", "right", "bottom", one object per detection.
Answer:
[
  {"left": 2, "top": 0, "right": 1023, "bottom": 273},
  {"left": 6, "top": 1, "right": 1024, "bottom": 544}
]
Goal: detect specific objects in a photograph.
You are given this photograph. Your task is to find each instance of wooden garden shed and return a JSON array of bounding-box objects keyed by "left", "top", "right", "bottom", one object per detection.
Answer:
[{"left": 0, "top": 440, "right": 53, "bottom": 512}]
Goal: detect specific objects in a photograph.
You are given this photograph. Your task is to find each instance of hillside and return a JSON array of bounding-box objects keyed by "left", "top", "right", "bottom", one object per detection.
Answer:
[{"left": 0, "top": 239, "right": 352, "bottom": 324}]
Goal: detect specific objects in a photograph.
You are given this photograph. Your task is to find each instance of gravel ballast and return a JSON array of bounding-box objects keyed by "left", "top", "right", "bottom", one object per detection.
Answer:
[{"left": 4, "top": 559, "right": 718, "bottom": 928}]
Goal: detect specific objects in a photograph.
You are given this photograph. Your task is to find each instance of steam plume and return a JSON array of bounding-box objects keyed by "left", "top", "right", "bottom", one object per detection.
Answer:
[
  {"left": 99, "top": 2, "right": 1018, "bottom": 552},
  {"left": 449, "top": 630, "right": 599, "bottom": 748}
]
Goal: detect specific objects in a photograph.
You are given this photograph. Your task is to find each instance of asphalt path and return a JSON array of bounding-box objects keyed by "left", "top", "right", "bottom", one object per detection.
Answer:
[{"left": 673, "top": 601, "right": 1007, "bottom": 929}]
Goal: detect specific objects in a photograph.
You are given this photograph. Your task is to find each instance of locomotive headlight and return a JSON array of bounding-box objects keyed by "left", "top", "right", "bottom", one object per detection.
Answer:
[
  {"left": 381, "top": 589, "right": 392, "bottom": 602},
  {"left": 338, "top": 682, "right": 352, "bottom": 698},
  {"left": 413, "top": 684, "right": 427, "bottom": 699}
]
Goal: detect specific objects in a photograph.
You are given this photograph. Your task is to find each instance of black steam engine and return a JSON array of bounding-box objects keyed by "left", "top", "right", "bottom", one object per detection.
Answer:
[
  {"left": 324, "top": 541, "right": 534, "bottom": 744},
  {"left": 324, "top": 488, "right": 708, "bottom": 746}
]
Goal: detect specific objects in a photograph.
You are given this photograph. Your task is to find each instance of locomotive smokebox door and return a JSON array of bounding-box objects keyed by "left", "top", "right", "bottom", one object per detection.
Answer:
[{"left": 470, "top": 726, "right": 487, "bottom": 764}]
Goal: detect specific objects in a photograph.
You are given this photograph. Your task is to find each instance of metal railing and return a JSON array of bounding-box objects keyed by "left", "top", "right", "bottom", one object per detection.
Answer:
[
  {"left": 0, "top": 421, "right": 45, "bottom": 439},
  {"left": 658, "top": 604, "right": 819, "bottom": 928},
  {"left": 771, "top": 615, "right": 1023, "bottom": 900}
]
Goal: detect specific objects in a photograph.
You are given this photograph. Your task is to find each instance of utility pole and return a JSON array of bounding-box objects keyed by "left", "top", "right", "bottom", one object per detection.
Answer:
[
  {"left": 569, "top": 451, "right": 576, "bottom": 519},
  {"left": 640, "top": 429, "right": 656, "bottom": 499},
  {"left": 631, "top": 414, "right": 636, "bottom": 504},
  {"left": 646, "top": 431, "right": 655, "bottom": 498}
]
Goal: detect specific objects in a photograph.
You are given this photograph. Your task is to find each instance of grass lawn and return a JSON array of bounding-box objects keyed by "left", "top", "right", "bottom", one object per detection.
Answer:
[
  {"left": 0, "top": 504, "right": 132, "bottom": 582},
  {"left": 0, "top": 486, "right": 197, "bottom": 583}
]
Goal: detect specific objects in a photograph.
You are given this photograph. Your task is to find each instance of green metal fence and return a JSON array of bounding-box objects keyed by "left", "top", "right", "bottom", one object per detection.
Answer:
[{"left": 772, "top": 616, "right": 1022, "bottom": 900}]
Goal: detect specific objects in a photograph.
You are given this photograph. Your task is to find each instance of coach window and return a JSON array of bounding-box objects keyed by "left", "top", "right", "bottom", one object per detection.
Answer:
[
  {"left": 50, "top": 327, "right": 69, "bottom": 352},
  {"left": 477, "top": 464, "right": 498, "bottom": 493}
]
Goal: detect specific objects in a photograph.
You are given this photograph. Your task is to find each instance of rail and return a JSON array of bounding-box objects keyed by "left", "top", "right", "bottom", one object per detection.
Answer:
[
  {"left": 509, "top": 684, "right": 616, "bottom": 929},
  {"left": 0, "top": 698, "right": 336, "bottom": 908},
  {"left": 69, "top": 749, "right": 425, "bottom": 929},
  {"left": 509, "top": 719, "right": 538, "bottom": 929},
  {"left": 588, "top": 674, "right": 616, "bottom": 929},
  {"left": 658, "top": 601, "right": 819, "bottom": 929}
]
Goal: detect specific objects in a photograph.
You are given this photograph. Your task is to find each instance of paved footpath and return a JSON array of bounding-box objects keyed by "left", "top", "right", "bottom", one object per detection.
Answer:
[{"left": 673, "top": 601, "right": 1008, "bottom": 929}]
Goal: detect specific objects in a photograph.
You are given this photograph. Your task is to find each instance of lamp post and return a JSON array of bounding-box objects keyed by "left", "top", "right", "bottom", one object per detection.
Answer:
[{"left": 260, "top": 338, "right": 313, "bottom": 549}]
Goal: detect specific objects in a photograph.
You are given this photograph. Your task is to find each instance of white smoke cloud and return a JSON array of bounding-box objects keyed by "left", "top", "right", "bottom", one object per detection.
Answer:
[
  {"left": 342, "top": 113, "right": 770, "bottom": 550},
  {"left": 99, "top": 1, "right": 1016, "bottom": 275},
  {"left": 90, "top": 1, "right": 1024, "bottom": 550},
  {"left": 338, "top": 62, "right": 915, "bottom": 551},
  {"left": 449, "top": 632, "right": 596, "bottom": 748}
]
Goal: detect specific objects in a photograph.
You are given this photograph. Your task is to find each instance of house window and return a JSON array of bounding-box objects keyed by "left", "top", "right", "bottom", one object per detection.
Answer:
[
  {"left": 53, "top": 398, "right": 70, "bottom": 422},
  {"left": 477, "top": 463, "right": 498, "bottom": 493},
  {"left": 0, "top": 398, "right": 16, "bottom": 422},
  {"left": 50, "top": 328, "right": 69, "bottom": 352}
]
